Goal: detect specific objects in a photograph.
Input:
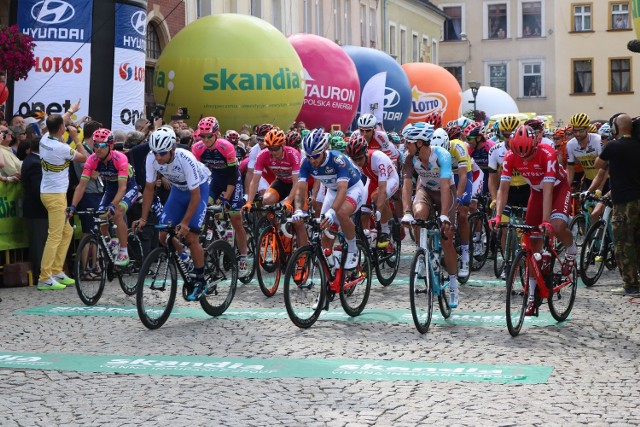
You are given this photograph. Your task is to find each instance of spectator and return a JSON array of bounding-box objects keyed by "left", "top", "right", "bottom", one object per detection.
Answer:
[
  {"left": 112, "top": 129, "right": 127, "bottom": 151},
  {"left": 527, "top": 80, "right": 540, "bottom": 97},
  {"left": 0, "top": 124, "right": 22, "bottom": 181},
  {"left": 124, "top": 130, "right": 145, "bottom": 150},
  {"left": 9, "top": 115, "right": 25, "bottom": 128},
  {"left": 16, "top": 139, "right": 31, "bottom": 161},
  {"left": 21, "top": 137, "right": 48, "bottom": 279},
  {"left": 177, "top": 129, "right": 194, "bottom": 149},
  {"left": 38, "top": 107, "right": 88, "bottom": 290}
]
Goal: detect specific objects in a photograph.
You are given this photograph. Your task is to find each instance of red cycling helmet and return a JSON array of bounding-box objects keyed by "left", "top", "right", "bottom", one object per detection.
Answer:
[
  {"left": 463, "top": 121, "right": 483, "bottom": 139},
  {"left": 92, "top": 128, "right": 113, "bottom": 144},
  {"left": 197, "top": 116, "right": 219, "bottom": 134},
  {"left": 510, "top": 125, "right": 538, "bottom": 158},
  {"left": 255, "top": 123, "right": 274, "bottom": 137},
  {"left": 524, "top": 118, "right": 545, "bottom": 131},
  {"left": 285, "top": 130, "right": 301, "bottom": 148},
  {"left": 424, "top": 111, "right": 443, "bottom": 129},
  {"left": 345, "top": 135, "right": 368, "bottom": 158},
  {"left": 445, "top": 125, "right": 462, "bottom": 140},
  {"left": 225, "top": 130, "right": 239, "bottom": 143}
]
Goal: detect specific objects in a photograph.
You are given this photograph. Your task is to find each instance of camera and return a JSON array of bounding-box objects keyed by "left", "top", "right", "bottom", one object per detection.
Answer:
[
  {"left": 171, "top": 107, "right": 189, "bottom": 121},
  {"left": 149, "top": 104, "right": 166, "bottom": 128}
]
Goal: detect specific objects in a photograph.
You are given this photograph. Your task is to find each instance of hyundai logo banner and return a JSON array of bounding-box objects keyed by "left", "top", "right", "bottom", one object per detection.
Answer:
[
  {"left": 111, "top": 4, "right": 147, "bottom": 131},
  {"left": 14, "top": 0, "right": 93, "bottom": 119}
]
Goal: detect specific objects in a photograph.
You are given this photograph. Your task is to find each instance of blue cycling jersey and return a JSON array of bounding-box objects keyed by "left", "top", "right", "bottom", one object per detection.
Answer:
[{"left": 299, "top": 150, "right": 361, "bottom": 190}]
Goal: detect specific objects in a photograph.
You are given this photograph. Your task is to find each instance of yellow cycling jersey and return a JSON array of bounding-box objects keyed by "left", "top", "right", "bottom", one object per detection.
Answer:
[{"left": 449, "top": 139, "right": 471, "bottom": 173}]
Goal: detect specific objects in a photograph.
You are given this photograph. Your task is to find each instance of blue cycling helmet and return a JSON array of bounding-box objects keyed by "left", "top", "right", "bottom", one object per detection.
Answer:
[
  {"left": 598, "top": 123, "right": 611, "bottom": 138},
  {"left": 401, "top": 122, "right": 434, "bottom": 143},
  {"left": 387, "top": 131, "right": 401, "bottom": 144},
  {"left": 302, "top": 127, "right": 329, "bottom": 157}
]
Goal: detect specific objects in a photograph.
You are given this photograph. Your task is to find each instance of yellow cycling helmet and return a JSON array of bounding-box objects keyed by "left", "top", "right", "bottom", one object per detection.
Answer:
[
  {"left": 588, "top": 123, "right": 597, "bottom": 134},
  {"left": 499, "top": 115, "right": 521, "bottom": 134},
  {"left": 569, "top": 113, "right": 590, "bottom": 128}
]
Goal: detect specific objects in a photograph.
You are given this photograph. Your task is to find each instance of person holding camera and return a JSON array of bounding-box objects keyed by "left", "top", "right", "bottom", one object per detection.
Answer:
[{"left": 38, "top": 105, "right": 88, "bottom": 290}]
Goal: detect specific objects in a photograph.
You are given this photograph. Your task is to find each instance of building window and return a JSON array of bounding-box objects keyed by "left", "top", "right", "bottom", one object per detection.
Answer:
[
  {"left": 303, "top": 0, "right": 312, "bottom": 33},
  {"left": 422, "top": 36, "right": 429, "bottom": 62},
  {"left": 412, "top": 32, "right": 419, "bottom": 62},
  {"left": 522, "top": 61, "right": 542, "bottom": 97},
  {"left": 611, "top": 2, "right": 630, "bottom": 30},
  {"left": 400, "top": 27, "right": 407, "bottom": 64},
  {"left": 522, "top": 1, "right": 541, "bottom": 37},
  {"left": 316, "top": 0, "right": 323, "bottom": 36},
  {"left": 488, "top": 3, "right": 508, "bottom": 39},
  {"left": 250, "top": 0, "right": 262, "bottom": 18},
  {"left": 431, "top": 40, "right": 437, "bottom": 64},
  {"left": 145, "top": 22, "right": 163, "bottom": 110},
  {"left": 369, "top": 7, "right": 377, "bottom": 48},
  {"left": 487, "top": 63, "right": 508, "bottom": 92},
  {"left": 445, "top": 66, "right": 463, "bottom": 88},
  {"left": 343, "top": 0, "right": 351, "bottom": 44},
  {"left": 146, "top": 23, "right": 161, "bottom": 60},
  {"left": 572, "top": 4, "right": 592, "bottom": 32},
  {"left": 610, "top": 58, "right": 631, "bottom": 92},
  {"left": 572, "top": 59, "right": 593, "bottom": 93},
  {"left": 389, "top": 23, "right": 397, "bottom": 57},
  {"left": 360, "top": 4, "right": 367, "bottom": 46},
  {"left": 272, "top": 0, "right": 282, "bottom": 31},
  {"left": 443, "top": 6, "right": 462, "bottom": 41},
  {"left": 333, "top": 0, "right": 341, "bottom": 42}
]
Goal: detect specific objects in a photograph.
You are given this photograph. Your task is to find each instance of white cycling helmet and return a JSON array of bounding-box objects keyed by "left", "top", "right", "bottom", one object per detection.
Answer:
[
  {"left": 401, "top": 122, "right": 434, "bottom": 143},
  {"left": 357, "top": 113, "right": 377, "bottom": 129},
  {"left": 149, "top": 125, "right": 176, "bottom": 153},
  {"left": 598, "top": 123, "right": 611, "bottom": 138},
  {"left": 430, "top": 127, "right": 450, "bottom": 151},
  {"left": 302, "top": 127, "right": 330, "bottom": 157}
]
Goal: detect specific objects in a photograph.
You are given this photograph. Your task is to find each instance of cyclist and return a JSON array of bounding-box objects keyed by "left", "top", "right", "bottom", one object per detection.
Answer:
[
  {"left": 225, "top": 129, "right": 246, "bottom": 161},
  {"left": 464, "top": 121, "right": 493, "bottom": 198},
  {"left": 566, "top": 113, "right": 603, "bottom": 192},
  {"left": 524, "top": 117, "right": 554, "bottom": 147},
  {"left": 285, "top": 130, "right": 302, "bottom": 150},
  {"left": 432, "top": 127, "right": 472, "bottom": 278},
  {"left": 67, "top": 128, "right": 138, "bottom": 266},
  {"left": 345, "top": 135, "right": 399, "bottom": 248},
  {"left": 330, "top": 135, "right": 348, "bottom": 153},
  {"left": 292, "top": 128, "right": 365, "bottom": 270},
  {"left": 191, "top": 116, "right": 250, "bottom": 274},
  {"left": 244, "top": 124, "right": 275, "bottom": 200},
  {"left": 352, "top": 113, "right": 399, "bottom": 162},
  {"left": 243, "top": 128, "right": 308, "bottom": 246},
  {"left": 491, "top": 125, "right": 576, "bottom": 315},
  {"left": 598, "top": 123, "right": 612, "bottom": 145},
  {"left": 133, "top": 126, "right": 212, "bottom": 301},
  {"left": 400, "top": 122, "right": 460, "bottom": 308}
]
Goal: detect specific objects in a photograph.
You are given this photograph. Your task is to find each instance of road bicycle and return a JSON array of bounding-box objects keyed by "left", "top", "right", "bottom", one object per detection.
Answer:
[
  {"left": 503, "top": 223, "right": 578, "bottom": 337},
  {"left": 135, "top": 224, "right": 238, "bottom": 329},
  {"left": 579, "top": 194, "right": 616, "bottom": 287},
  {"left": 568, "top": 192, "right": 598, "bottom": 248},
  {"left": 74, "top": 209, "right": 144, "bottom": 305},
  {"left": 493, "top": 206, "right": 526, "bottom": 279},
  {"left": 408, "top": 218, "right": 452, "bottom": 334},
  {"left": 467, "top": 193, "right": 494, "bottom": 272},
  {"left": 282, "top": 215, "right": 372, "bottom": 329}
]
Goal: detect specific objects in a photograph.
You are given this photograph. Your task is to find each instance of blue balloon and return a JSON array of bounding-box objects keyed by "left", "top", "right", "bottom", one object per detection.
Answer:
[{"left": 342, "top": 46, "right": 411, "bottom": 132}]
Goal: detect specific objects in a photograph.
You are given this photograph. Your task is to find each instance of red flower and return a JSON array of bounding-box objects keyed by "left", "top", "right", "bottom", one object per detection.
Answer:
[{"left": 0, "top": 25, "right": 36, "bottom": 81}]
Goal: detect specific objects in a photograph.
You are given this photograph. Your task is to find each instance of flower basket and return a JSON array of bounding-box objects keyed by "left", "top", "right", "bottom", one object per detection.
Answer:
[{"left": 0, "top": 24, "right": 36, "bottom": 81}]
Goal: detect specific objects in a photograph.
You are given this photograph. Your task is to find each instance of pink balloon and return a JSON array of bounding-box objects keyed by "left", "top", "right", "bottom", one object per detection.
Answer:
[{"left": 289, "top": 34, "right": 360, "bottom": 131}]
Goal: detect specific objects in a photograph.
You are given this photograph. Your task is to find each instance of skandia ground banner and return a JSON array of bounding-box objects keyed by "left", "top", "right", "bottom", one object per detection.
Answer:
[
  {"left": 14, "top": 0, "right": 92, "bottom": 119},
  {"left": 111, "top": 3, "right": 146, "bottom": 132}
]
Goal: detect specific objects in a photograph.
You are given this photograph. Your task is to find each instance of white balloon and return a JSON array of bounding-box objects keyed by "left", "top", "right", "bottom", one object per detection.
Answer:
[{"left": 461, "top": 86, "right": 519, "bottom": 117}]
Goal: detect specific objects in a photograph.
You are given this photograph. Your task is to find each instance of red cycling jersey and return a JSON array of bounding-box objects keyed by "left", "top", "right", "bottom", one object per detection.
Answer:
[{"left": 501, "top": 144, "right": 568, "bottom": 191}]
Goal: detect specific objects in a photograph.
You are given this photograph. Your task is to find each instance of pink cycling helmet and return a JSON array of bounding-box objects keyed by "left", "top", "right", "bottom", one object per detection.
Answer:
[
  {"left": 197, "top": 116, "right": 219, "bottom": 135},
  {"left": 92, "top": 128, "right": 113, "bottom": 144}
]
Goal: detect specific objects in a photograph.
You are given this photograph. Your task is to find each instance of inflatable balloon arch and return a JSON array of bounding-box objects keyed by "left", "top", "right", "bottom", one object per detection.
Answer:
[{"left": 153, "top": 14, "right": 466, "bottom": 133}]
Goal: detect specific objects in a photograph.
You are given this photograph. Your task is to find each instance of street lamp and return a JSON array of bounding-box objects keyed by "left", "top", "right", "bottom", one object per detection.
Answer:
[{"left": 468, "top": 80, "right": 481, "bottom": 119}]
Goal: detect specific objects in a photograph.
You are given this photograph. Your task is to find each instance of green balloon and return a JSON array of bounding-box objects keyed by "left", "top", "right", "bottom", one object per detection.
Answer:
[{"left": 153, "top": 14, "right": 305, "bottom": 131}]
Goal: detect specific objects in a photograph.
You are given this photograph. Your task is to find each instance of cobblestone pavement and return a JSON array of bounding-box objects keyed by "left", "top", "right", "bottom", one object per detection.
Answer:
[{"left": 0, "top": 237, "right": 638, "bottom": 427}]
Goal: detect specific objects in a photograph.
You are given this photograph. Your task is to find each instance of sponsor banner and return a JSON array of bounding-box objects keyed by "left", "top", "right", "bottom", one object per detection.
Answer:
[
  {"left": 16, "top": 306, "right": 566, "bottom": 327},
  {"left": 0, "top": 183, "right": 28, "bottom": 250},
  {"left": 0, "top": 351, "right": 553, "bottom": 383},
  {"left": 14, "top": 0, "right": 92, "bottom": 119},
  {"left": 112, "top": 4, "right": 146, "bottom": 132}
]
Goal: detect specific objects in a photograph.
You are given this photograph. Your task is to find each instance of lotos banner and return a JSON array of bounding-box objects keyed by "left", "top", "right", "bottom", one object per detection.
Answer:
[
  {"left": 13, "top": 0, "right": 92, "bottom": 121},
  {"left": 0, "top": 182, "right": 28, "bottom": 251},
  {"left": 111, "top": 3, "right": 147, "bottom": 132},
  {"left": 153, "top": 14, "right": 305, "bottom": 132}
]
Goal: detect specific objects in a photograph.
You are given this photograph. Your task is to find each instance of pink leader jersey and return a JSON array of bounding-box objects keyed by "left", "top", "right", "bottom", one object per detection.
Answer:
[{"left": 253, "top": 146, "right": 301, "bottom": 184}]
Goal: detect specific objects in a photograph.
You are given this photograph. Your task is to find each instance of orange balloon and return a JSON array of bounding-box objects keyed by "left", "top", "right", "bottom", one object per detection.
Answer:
[
  {"left": 0, "top": 83, "right": 8, "bottom": 105},
  {"left": 401, "top": 63, "right": 462, "bottom": 126}
]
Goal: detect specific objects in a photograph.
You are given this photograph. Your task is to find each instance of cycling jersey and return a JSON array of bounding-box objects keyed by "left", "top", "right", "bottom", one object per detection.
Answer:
[
  {"left": 566, "top": 133, "right": 602, "bottom": 180},
  {"left": 501, "top": 144, "right": 568, "bottom": 191},
  {"left": 299, "top": 150, "right": 361, "bottom": 190},
  {"left": 449, "top": 139, "right": 471, "bottom": 172},
  {"left": 488, "top": 142, "right": 528, "bottom": 187},
  {"left": 360, "top": 150, "right": 400, "bottom": 204},
  {"left": 254, "top": 146, "right": 301, "bottom": 184},
  {"left": 246, "top": 144, "right": 275, "bottom": 183},
  {"left": 352, "top": 129, "right": 400, "bottom": 162},
  {"left": 191, "top": 138, "right": 239, "bottom": 187},
  {"left": 81, "top": 150, "right": 132, "bottom": 183},
  {"left": 402, "top": 146, "right": 454, "bottom": 191},
  {"left": 145, "top": 148, "right": 211, "bottom": 191}
]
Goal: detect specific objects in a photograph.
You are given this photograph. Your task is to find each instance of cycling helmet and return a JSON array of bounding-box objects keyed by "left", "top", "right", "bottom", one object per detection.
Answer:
[
  {"left": 300, "top": 129, "right": 310, "bottom": 138},
  {"left": 149, "top": 126, "right": 177, "bottom": 153},
  {"left": 424, "top": 111, "right": 443, "bottom": 129},
  {"left": 330, "top": 136, "right": 347, "bottom": 152},
  {"left": 357, "top": 113, "right": 377, "bottom": 129},
  {"left": 445, "top": 125, "right": 462, "bottom": 140},
  {"left": 387, "top": 131, "right": 401, "bottom": 144},
  {"left": 345, "top": 135, "right": 368, "bottom": 158},
  {"left": 264, "top": 128, "right": 286, "bottom": 148},
  {"left": 464, "top": 121, "right": 483, "bottom": 139},
  {"left": 302, "top": 128, "right": 329, "bottom": 157},
  {"left": 499, "top": 115, "right": 520, "bottom": 135},
  {"left": 456, "top": 116, "right": 472, "bottom": 130},
  {"left": 332, "top": 130, "right": 345, "bottom": 139},
  {"left": 285, "top": 130, "right": 301, "bottom": 148},
  {"left": 524, "top": 117, "right": 545, "bottom": 131},
  {"left": 255, "top": 123, "right": 274, "bottom": 137},
  {"left": 401, "top": 122, "right": 434, "bottom": 143},
  {"left": 588, "top": 123, "right": 597, "bottom": 134},
  {"left": 569, "top": 113, "right": 590, "bottom": 128},
  {"left": 430, "top": 128, "right": 450, "bottom": 152},
  {"left": 225, "top": 130, "right": 239, "bottom": 143},
  {"left": 509, "top": 125, "right": 538, "bottom": 158},
  {"left": 598, "top": 123, "right": 611, "bottom": 138},
  {"left": 553, "top": 127, "right": 566, "bottom": 139},
  {"left": 92, "top": 128, "right": 112, "bottom": 144},
  {"left": 197, "top": 116, "right": 219, "bottom": 134}
]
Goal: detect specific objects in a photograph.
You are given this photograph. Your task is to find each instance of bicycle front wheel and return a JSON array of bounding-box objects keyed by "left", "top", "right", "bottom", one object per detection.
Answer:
[
  {"left": 340, "top": 241, "right": 372, "bottom": 317},
  {"left": 579, "top": 220, "right": 607, "bottom": 286},
  {"left": 437, "top": 253, "right": 452, "bottom": 319},
  {"left": 569, "top": 215, "right": 586, "bottom": 248},
  {"left": 409, "top": 248, "right": 433, "bottom": 334},
  {"left": 256, "top": 226, "right": 282, "bottom": 297},
  {"left": 547, "top": 250, "right": 578, "bottom": 322},
  {"left": 506, "top": 250, "right": 528, "bottom": 337},
  {"left": 375, "top": 218, "right": 402, "bottom": 286},
  {"left": 200, "top": 240, "right": 238, "bottom": 317},
  {"left": 117, "top": 231, "right": 144, "bottom": 296},
  {"left": 237, "top": 224, "right": 256, "bottom": 284},
  {"left": 75, "top": 234, "right": 107, "bottom": 306},
  {"left": 136, "top": 247, "right": 177, "bottom": 330},
  {"left": 469, "top": 213, "right": 490, "bottom": 271},
  {"left": 283, "top": 246, "right": 325, "bottom": 329}
]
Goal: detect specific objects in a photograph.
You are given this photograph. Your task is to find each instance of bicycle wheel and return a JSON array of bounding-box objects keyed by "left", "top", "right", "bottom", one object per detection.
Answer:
[
  {"left": 547, "top": 250, "right": 578, "bottom": 322},
  {"left": 200, "top": 240, "right": 238, "bottom": 316},
  {"left": 136, "top": 247, "right": 177, "bottom": 330},
  {"left": 579, "top": 220, "right": 607, "bottom": 287},
  {"left": 409, "top": 248, "right": 433, "bottom": 334},
  {"left": 117, "top": 232, "right": 144, "bottom": 296},
  {"left": 470, "top": 214, "right": 490, "bottom": 271},
  {"left": 256, "top": 226, "right": 282, "bottom": 297},
  {"left": 75, "top": 234, "right": 107, "bottom": 306},
  {"left": 569, "top": 215, "right": 586, "bottom": 248},
  {"left": 340, "top": 241, "right": 372, "bottom": 317},
  {"left": 437, "top": 252, "right": 452, "bottom": 319},
  {"left": 237, "top": 224, "right": 256, "bottom": 284},
  {"left": 375, "top": 218, "right": 402, "bottom": 286},
  {"left": 506, "top": 250, "right": 528, "bottom": 337},
  {"left": 283, "top": 245, "right": 325, "bottom": 329},
  {"left": 493, "top": 228, "right": 506, "bottom": 278}
]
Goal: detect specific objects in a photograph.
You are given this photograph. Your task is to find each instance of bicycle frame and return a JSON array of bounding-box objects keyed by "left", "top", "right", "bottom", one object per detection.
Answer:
[{"left": 415, "top": 219, "right": 447, "bottom": 297}]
